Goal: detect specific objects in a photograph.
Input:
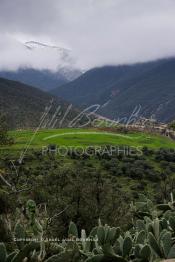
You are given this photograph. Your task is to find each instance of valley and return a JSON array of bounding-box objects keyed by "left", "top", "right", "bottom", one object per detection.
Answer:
[
  {"left": 1, "top": 62, "right": 175, "bottom": 261},
  {"left": 1, "top": 1, "right": 175, "bottom": 261}
]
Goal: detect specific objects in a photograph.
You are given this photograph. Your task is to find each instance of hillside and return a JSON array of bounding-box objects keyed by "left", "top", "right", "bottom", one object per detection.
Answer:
[
  {"left": 0, "top": 78, "right": 80, "bottom": 129},
  {"left": 0, "top": 69, "right": 68, "bottom": 91},
  {"left": 2, "top": 127, "right": 175, "bottom": 249},
  {"left": 52, "top": 58, "right": 175, "bottom": 122}
]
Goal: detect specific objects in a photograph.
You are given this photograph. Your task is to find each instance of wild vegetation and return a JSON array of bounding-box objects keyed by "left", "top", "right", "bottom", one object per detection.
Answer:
[
  {"left": 1, "top": 118, "right": 175, "bottom": 261},
  {"left": 1, "top": 193, "right": 175, "bottom": 261},
  {"left": 0, "top": 114, "right": 13, "bottom": 145},
  {"left": 0, "top": 77, "right": 83, "bottom": 129}
]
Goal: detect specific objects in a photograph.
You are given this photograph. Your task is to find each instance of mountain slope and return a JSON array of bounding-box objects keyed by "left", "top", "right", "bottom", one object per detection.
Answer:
[
  {"left": 0, "top": 69, "right": 68, "bottom": 91},
  {"left": 0, "top": 78, "right": 80, "bottom": 129},
  {"left": 51, "top": 58, "right": 175, "bottom": 122}
]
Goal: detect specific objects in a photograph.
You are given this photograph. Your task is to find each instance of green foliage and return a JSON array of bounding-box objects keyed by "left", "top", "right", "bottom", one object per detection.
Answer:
[
  {"left": 11, "top": 242, "right": 40, "bottom": 262},
  {"left": 6, "top": 252, "right": 17, "bottom": 262},
  {"left": 3, "top": 195, "right": 175, "bottom": 261},
  {"left": 14, "top": 223, "right": 26, "bottom": 250},
  {"left": 0, "top": 113, "right": 13, "bottom": 145},
  {"left": 8, "top": 128, "right": 175, "bottom": 149},
  {"left": 0, "top": 244, "right": 16, "bottom": 262},
  {"left": 68, "top": 221, "right": 78, "bottom": 238},
  {"left": 0, "top": 243, "right": 7, "bottom": 262},
  {"left": 134, "top": 244, "right": 151, "bottom": 262},
  {"left": 3, "top": 156, "right": 175, "bottom": 262}
]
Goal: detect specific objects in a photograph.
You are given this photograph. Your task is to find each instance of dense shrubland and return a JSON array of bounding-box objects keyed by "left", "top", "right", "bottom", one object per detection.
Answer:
[
  {"left": 1, "top": 147, "right": 175, "bottom": 260},
  {"left": 1, "top": 147, "right": 175, "bottom": 236}
]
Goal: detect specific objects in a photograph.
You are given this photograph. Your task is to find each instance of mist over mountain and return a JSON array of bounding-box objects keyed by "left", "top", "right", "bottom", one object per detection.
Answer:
[
  {"left": 0, "top": 41, "right": 82, "bottom": 91},
  {"left": 51, "top": 58, "right": 175, "bottom": 123}
]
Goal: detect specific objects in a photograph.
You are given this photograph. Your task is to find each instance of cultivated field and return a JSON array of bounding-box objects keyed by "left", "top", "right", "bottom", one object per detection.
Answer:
[{"left": 6, "top": 128, "right": 175, "bottom": 150}]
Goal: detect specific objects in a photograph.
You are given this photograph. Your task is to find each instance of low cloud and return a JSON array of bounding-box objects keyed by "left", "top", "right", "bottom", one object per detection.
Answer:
[{"left": 0, "top": 0, "right": 175, "bottom": 70}]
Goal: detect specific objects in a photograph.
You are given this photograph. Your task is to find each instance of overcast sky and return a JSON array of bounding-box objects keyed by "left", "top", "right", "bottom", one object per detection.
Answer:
[{"left": 0, "top": 0, "right": 175, "bottom": 71}]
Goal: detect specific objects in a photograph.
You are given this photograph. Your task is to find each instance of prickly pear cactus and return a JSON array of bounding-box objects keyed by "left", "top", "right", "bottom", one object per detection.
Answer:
[
  {"left": 14, "top": 223, "right": 26, "bottom": 250},
  {"left": 134, "top": 244, "right": 151, "bottom": 262},
  {"left": 68, "top": 221, "right": 78, "bottom": 238},
  {"left": 11, "top": 241, "right": 40, "bottom": 262}
]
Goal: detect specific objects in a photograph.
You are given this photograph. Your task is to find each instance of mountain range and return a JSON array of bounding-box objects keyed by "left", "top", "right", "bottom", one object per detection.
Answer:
[
  {"left": 51, "top": 58, "right": 175, "bottom": 123},
  {"left": 1, "top": 46, "right": 175, "bottom": 126}
]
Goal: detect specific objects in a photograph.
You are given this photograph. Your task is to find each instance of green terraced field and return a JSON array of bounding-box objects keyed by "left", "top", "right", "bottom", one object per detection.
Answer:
[{"left": 4, "top": 128, "right": 175, "bottom": 150}]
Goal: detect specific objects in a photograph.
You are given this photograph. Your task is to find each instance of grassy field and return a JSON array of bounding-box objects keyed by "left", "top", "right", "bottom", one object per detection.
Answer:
[{"left": 4, "top": 128, "right": 175, "bottom": 150}]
